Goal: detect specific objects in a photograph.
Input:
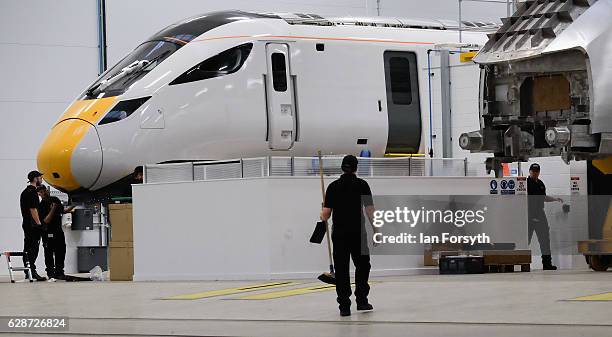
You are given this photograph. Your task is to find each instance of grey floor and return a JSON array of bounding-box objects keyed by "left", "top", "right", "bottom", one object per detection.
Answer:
[{"left": 0, "top": 270, "right": 611, "bottom": 336}]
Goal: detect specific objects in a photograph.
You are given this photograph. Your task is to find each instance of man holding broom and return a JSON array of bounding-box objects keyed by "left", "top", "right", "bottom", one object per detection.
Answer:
[{"left": 320, "top": 155, "right": 378, "bottom": 316}]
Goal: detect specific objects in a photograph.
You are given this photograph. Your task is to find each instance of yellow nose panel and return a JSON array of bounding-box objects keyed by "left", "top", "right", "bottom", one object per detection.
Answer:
[
  {"left": 37, "top": 97, "right": 117, "bottom": 192},
  {"left": 54, "top": 96, "right": 118, "bottom": 126}
]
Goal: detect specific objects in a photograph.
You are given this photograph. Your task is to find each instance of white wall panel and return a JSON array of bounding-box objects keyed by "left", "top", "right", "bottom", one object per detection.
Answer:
[
  {"left": 0, "top": 159, "right": 39, "bottom": 220},
  {"left": 378, "top": 0, "right": 509, "bottom": 21},
  {"left": 0, "top": 159, "right": 41, "bottom": 276},
  {"left": 0, "top": 0, "right": 98, "bottom": 276},
  {"left": 133, "top": 176, "right": 516, "bottom": 281},
  {"left": 0, "top": 0, "right": 98, "bottom": 47},
  {"left": 0, "top": 102, "right": 70, "bottom": 159},
  {"left": 0, "top": 45, "right": 98, "bottom": 102}
]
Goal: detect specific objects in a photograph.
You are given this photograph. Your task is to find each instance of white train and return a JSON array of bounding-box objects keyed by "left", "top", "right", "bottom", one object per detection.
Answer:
[{"left": 36, "top": 11, "right": 489, "bottom": 197}]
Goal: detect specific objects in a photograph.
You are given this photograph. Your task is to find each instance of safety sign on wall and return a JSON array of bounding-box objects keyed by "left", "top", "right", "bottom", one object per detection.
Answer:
[
  {"left": 500, "top": 179, "right": 515, "bottom": 195},
  {"left": 489, "top": 179, "right": 498, "bottom": 194},
  {"left": 516, "top": 176, "right": 527, "bottom": 194},
  {"left": 570, "top": 176, "right": 580, "bottom": 195},
  {"left": 489, "top": 177, "right": 524, "bottom": 195}
]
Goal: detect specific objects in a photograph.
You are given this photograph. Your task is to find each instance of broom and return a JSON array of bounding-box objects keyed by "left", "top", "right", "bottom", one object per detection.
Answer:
[{"left": 317, "top": 150, "right": 336, "bottom": 285}]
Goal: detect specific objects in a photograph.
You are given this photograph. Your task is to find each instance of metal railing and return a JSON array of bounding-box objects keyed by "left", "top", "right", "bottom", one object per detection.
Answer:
[{"left": 144, "top": 156, "right": 489, "bottom": 184}]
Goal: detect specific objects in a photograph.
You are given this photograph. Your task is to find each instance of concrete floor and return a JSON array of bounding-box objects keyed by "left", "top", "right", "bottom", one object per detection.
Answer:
[{"left": 0, "top": 270, "right": 611, "bottom": 336}]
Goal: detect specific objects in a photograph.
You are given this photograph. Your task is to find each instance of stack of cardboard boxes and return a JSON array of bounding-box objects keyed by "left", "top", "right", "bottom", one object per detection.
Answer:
[{"left": 108, "top": 204, "right": 134, "bottom": 281}]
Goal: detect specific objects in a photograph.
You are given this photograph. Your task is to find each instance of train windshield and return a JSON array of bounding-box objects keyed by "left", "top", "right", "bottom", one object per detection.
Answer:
[
  {"left": 83, "top": 41, "right": 181, "bottom": 98},
  {"left": 83, "top": 11, "right": 278, "bottom": 99}
]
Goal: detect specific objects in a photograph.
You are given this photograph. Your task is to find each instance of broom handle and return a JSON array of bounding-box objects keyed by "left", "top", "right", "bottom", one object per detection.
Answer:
[{"left": 318, "top": 150, "right": 334, "bottom": 272}]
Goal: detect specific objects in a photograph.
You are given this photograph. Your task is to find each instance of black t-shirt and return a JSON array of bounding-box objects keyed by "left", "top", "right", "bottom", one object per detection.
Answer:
[
  {"left": 20, "top": 185, "right": 40, "bottom": 228},
  {"left": 527, "top": 176, "right": 546, "bottom": 217},
  {"left": 324, "top": 174, "right": 373, "bottom": 235},
  {"left": 39, "top": 196, "right": 64, "bottom": 233}
]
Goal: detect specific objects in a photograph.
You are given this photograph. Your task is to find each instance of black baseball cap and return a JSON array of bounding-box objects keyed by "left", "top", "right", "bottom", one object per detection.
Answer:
[
  {"left": 27, "top": 170, "right": 43, "bottom": 182},
  {"left": 341, "top": 155, "right": 358, "bottom": 172},
  {"left": 529, "top": 163, "right": 541, "bottom": 171}
]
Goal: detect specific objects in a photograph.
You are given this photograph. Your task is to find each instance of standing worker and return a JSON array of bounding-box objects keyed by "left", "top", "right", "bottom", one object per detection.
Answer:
[
  {"left": 37, "top": 185, "right": 74, "bottom": 280},
  {"left": 19, "top": 170, "right": 47, "bottom": 281},
  {"left": 320, "top": 155, "right": 378, "bottom": 316},
  {"left": 527, "top": 163, "right": 563, "bottom": 270},
  {"left": 124, "top": 166, "right": 144, "bottom": 197}
]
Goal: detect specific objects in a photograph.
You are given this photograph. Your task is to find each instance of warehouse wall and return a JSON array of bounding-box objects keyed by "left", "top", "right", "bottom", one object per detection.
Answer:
[
  {"left": 377, "top": 0, "right": 512, "bottom": 21},
  {"left": 0, "top": 0, "right": 100, "bottom": 276}
]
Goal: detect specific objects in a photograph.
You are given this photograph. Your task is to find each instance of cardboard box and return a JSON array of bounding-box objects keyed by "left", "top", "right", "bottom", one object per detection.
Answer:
[
  {"left": 109, "top": 241, "right": 133, "bottom": 281},
  {"left": 109, "top": 204, "right": 133, "bottom": 242},
  {"left": 483, "top": 249, "right": 531, "bottom": 265},
  {"left": 424, "top": 250, "right": 435, "bottom": 266}
]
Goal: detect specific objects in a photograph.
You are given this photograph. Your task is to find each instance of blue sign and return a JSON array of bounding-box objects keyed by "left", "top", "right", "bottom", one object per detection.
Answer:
[
  {"left": 508, "top": 180, "right": 515, "bottom": 189},
  {"left": 490, "top": 180, "right": 498, "bottom": 190},
  {"left": 500, "top": 180, "right": 508, "bottom": 190}
]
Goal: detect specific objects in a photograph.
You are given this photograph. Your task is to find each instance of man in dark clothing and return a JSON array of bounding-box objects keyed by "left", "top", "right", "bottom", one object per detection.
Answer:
[
  {"left": 320, "top": 155, "right": 378, "bottom": 316},
  {"left": 37, "top": 185, "right": 74, "bottom": 280},
  {"left": 527, "top": 163, "right": 563, "bottom": 270},
  {"left": 125, "top": 166, "right": 144, "bottom": 197},
  {"left": 20, "top": 170, "right": 47, "bottom": 281}
]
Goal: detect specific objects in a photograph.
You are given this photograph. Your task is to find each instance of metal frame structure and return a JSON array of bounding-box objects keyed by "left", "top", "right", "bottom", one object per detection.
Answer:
[
  {"left": 458, "top": 0, "right": 517, "bottom": 42},
  {"left": 143, "top": 155, "right": 482, "bottom": 185}
]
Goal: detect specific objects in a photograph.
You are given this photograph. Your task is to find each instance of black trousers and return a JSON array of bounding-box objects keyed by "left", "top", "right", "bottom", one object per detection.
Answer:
[
  {"left": 332, "top": 232, "right": 371, "bottom": 310},
  {"left": 528, "top": 212, "right": 551, "bottom": 256},
  {"left": 22, "top": 226, "right": 42, "bottom": 272},
  {"left": 42, "top": 231, "right": 66, "bottom": 276}
]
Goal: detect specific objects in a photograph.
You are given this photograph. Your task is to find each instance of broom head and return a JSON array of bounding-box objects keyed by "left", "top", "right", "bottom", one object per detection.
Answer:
[{"left": 318, "top": 272, "right": 336, "bottom": 285}]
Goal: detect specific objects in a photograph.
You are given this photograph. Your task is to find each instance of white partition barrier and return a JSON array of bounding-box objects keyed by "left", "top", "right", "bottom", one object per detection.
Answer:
[{"left": 131, "top": 176, "right": 535, "bottom": 281}]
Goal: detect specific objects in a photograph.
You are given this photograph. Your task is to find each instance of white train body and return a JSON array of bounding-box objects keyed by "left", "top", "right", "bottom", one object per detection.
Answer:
[{"left": 37, "top": 11, "right": 488, "bottom": 195}]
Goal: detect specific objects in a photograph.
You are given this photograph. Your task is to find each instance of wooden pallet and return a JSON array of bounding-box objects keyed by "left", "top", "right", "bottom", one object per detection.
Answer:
[{"left": 484, "top": 250, "right": 531, "bottom": 273}]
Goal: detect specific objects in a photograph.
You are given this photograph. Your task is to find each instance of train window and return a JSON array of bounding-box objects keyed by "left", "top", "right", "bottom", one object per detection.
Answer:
[
  {"left": 389, "top": 57, "right": 412, "bottom": 105},
  {"left": 271, "top": 53, "right": 287, "bottom": 92},
  {"left": 83, "top": 41, "right": 181, "bottom": 99},
  {"left": 99, "top": 96, "right": 151, "bottom": 125},
  {"left": 169, "top": 43, "right": 253, "bottom": 85}
]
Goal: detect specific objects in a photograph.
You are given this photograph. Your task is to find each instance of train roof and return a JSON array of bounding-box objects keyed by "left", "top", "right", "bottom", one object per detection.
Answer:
[{"left": 148, "top": 10, "right": 499, "bottom": 45}]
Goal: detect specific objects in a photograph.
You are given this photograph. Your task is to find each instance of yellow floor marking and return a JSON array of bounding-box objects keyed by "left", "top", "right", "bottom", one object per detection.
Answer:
[
  {"left": 237, "top": 282, "right": 378, "bottom": 300},
  {"left": 569, "top": 292, "right": 612, "bottom": 301},
  {"left": 162, "top": 281, "right": 300, "bottom": 300}
]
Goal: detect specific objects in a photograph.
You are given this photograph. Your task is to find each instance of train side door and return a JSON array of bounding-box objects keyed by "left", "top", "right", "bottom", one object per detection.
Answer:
[
  {"left": 383, "top": 51, "right": 421, "bottom": 154},
  {"left": 265, "top": 43, "right": 295, "bottom": 150}
]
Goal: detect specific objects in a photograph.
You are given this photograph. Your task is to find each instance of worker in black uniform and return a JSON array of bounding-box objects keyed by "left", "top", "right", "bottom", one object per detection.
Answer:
[
  {"left": 320, "top": 155, "right": 378, "bottom": 316},
  {"left": 527, "top": 163, "right": 563, "bottom": 270},
  {"left": 37, "top": 185, "right": 74, "bottom": 280},
  {"left": 19, "top": 170, "right": 47, "bottom": 281},
  {"left": 124, "top": 166, "right": 144, "bottom": 197}
]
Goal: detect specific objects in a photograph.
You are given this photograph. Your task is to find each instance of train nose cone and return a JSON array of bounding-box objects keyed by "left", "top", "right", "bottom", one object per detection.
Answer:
[{"left": 37, "top": 119, "right": 103, "bottom": 192}]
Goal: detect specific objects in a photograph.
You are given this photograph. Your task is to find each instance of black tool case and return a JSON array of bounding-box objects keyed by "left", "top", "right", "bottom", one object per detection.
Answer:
[{"left": 439, "top": 255, "right": 485, "bottom": 274}]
